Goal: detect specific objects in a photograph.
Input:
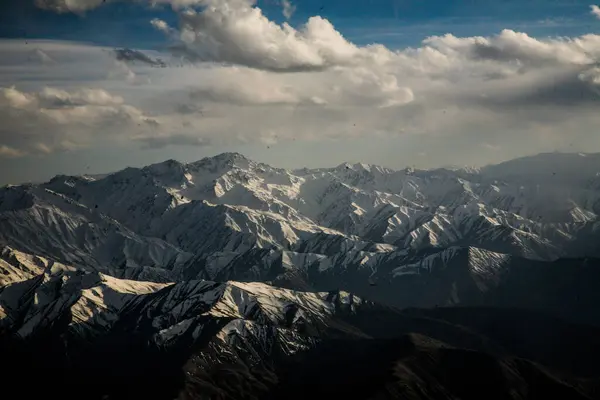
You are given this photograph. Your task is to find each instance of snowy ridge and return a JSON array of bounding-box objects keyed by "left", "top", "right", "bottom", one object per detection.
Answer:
[
  {"left": 391, "top": 246, "right": 510, "bottom": 281},
  {"left": 1, "top": 152, "right": 600, "bottom": 303},
  {"left": 0, "top": 185, "right": 194, "bottom": 275},
  {"left": 0, "top": 246, "right": 76, "bottom": 286},
  {"left": 0, "top": 252, "right": 361, "bottom": 346},
  {"left": 0, "top": 258, "right": 376, "bottom": 395},
  {"left": 35, "top": 152, "right": 600, "bottom": 257}
]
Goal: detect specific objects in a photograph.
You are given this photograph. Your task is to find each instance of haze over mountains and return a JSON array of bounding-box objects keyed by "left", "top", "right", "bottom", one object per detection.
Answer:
[{"left": 2, "top": 151, "right": 600, "bottom": 399}]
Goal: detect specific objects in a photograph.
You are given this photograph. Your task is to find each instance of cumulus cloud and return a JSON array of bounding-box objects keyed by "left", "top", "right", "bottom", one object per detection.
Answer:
[
  {"left": 423, "top": 30, "right": 597, "bottom": 69},
  {"left": 161, "top": 1, "right": 363, "bottom": 72},
  {"left": 150, "top": 18, "right": 172, "bottom": 34},
  {"left": 6, "top": 1, "right": 600, "bottom": 167},
  {"left": 149, "top": 1, "right": 600, "bottom": 76},
  {"left": 0, "top": 85, "right": 165, "bottom": 157},
  {"left": 591, "top": 5, "right": 600, "bottom": 19}
]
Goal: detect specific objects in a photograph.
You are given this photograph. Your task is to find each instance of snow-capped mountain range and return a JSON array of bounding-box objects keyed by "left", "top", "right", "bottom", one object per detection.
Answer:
[
  {"left": 2, "top": 152, "right": 600, "bottom": 308},
  {"left": 3, "top": 152, "right": 600, "bottom": 399}
]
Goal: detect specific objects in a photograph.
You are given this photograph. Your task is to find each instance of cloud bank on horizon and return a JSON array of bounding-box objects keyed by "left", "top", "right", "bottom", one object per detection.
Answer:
[{"left": 1, "top": 0, "right": 600, "bottom": 179}]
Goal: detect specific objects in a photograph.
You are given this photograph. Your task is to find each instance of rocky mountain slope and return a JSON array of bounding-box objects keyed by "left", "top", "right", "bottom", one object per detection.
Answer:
[
  {"left": 3, "top": 152, "right": 600, "bottom": 398},
  {"left": 2, "top": 152, "right": 600, "bottom": 312},
  {"left": 2, "top": 265, "right": 600, "bottom": 400}
]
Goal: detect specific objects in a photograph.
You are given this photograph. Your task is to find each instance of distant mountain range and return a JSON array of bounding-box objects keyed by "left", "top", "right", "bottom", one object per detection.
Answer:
[
  {"left": 2, "top": 152, "right": 600, "bottom": 399},
  {"left": 2, "top": 152, "right": 600, "bottom": 306}
]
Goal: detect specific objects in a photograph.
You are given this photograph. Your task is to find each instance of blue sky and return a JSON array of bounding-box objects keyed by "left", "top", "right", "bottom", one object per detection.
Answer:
[
  {"left": 2, "top": 0, "right": 597, "bottom": 48},
  {"left": 1, "top": 0, "right": 600, "bottom": 184}
]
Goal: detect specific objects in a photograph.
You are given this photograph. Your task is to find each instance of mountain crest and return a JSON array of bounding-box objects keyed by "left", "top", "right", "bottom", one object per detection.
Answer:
[{"left": 189, "top": 152, "right": 252, "bottom": 171}]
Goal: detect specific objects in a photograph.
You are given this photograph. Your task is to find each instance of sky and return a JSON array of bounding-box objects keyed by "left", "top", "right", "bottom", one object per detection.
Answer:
[{"left": 1, "top": 0, "right": 600, "bottom": 184}]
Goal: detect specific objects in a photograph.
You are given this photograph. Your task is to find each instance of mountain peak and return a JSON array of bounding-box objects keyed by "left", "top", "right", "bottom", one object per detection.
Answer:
[
  {"left": 335, "top": 162, "right": 390, "bottom": 174},
  {"left": 223, "top": 151, "right": 245, "bottom": 158},
  {"left": 211, "top": 152, "right": 249, "bottom": 162},
  {"left": 189, "top": 152, "right": 254, "bottom": 172},
  {"left": 145, "top": 159, "right": 184, "bottom": 173},
  {"left": 337, "top": 162, "right": 370, "bottom": 171}
]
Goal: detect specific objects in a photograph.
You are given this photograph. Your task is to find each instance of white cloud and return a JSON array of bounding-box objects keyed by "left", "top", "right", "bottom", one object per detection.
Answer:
[
  {"left": 175, "top": 66, "right": 413, "bottom": 108},
  {"left": 591, "top": 5, "right": 600, "bottom": 19},
  {"left": 151, "top": 1, "right": 600, "bottom": 77},
  {"left": 423, "top": 29, "right": 597, "bottom": 68},
  {"left": 35, "top": 0, "right": 228, "bottom": 13},
  {"left": 0, "top": 86, "right": 148, "bottom": 156},
  {"left": 150, "top": 18, "right": 172, "bottom": 34},
  {"left": 38, "top": 87, "right": 125, "bottom": 107},
  {"left": 35, "top": 0, "right": 175, "bottom": 13},
  {"left": 35, "top": 0, "right": 116, "bottom": 13},
  {"left": 164, "top": 1, "right": 363, "bottom": 72},
  {"left": 0, "top": 79, "right": 215, "bottom": 157},
  {"left": 281, "top": 0, "right": 296, "bottom": 20},
  {"left": 108, "top": 60, "right": 140, "bottom": 84},
  {"left": 6, "top": 2, "right": 600, "bottom": 166}
]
